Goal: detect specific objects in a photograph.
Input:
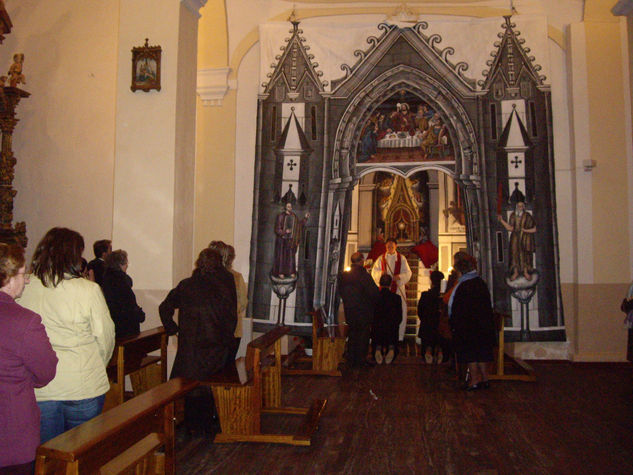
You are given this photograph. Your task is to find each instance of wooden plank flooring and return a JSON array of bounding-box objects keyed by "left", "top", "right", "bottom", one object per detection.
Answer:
[{"left": 176, "top": 359, "right": 633, "bottom": 474}]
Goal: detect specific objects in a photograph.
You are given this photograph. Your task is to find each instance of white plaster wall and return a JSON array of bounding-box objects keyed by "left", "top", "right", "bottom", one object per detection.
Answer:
[
  {"left": 567, "top": 23, "right": 594, "bottom": 284},
  {"left": 113, "top": 0, "right": 182, "bottom": 292},
  {"left": 232, "top": 34, "right": 259, "bottom": 356},
  {"left": 623, "top": 19, "right": 633, "bottom": 281},
  {"left": 5, "top": 0, "right": 119, "bottom": 260},
  {"left": 550, "top": 38, "right": 574, "bottom": 285},
  {"left": 233, "top": 44, "right": 258, "bottom": 283},
  {"left": 173, "top": 3, "right": 199, "bottom": 285}
]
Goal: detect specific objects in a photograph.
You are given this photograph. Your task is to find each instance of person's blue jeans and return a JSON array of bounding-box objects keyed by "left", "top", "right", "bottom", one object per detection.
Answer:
[{"left": 37, "top": 394, "right": 105, "bottom": 443}]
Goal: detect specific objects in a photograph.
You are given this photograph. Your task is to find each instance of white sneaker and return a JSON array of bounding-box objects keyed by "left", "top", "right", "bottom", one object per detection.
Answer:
[
  {"left": 385, "top": 347, "right": 395, "bottom": 364},
  {"left": 375, "top": 349, "right": 384, "bottom": 364},
  {"left": 425, "top": 351, "right": 433, "bottom": 364}
]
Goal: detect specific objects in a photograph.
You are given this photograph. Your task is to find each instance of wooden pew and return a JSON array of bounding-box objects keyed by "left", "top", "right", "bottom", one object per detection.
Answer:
[
  {"left": 104, "top": 327, "right": 168, "bottom": 410},
  {"left": 35, "top": 377, "right": 198, "bottom": 475},
  {"left": 203, "top": 325, "right": 327, "bottom": 446},
  {"left": 283, "top": 307, "right": 347, "bottom": 377},
  {"left": 489, "top": 311, "right": 536, "bottom": 382}
]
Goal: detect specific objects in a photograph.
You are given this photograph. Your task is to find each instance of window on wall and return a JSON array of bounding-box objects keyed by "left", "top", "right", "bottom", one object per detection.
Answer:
[
  {"left": 490, "top": 103, "right": 498, "bottom": 140},
  {"left": 271, "top": 105, "right": 277, "bottom": 142},
  {"left": 529, "top": 101, "right": 538, "bottom": 137},
  {"left": 311, "top": 106, "right": 317, "bottom": 140}
]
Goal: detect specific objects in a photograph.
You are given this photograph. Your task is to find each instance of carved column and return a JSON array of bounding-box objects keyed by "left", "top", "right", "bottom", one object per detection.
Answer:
[{"left": 0, "top": 86, "right": 29, "bottom": 246}]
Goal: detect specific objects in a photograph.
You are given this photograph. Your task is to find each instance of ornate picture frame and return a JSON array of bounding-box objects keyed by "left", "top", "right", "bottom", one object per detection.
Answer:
[{"left": 131, "top": 38, "right": 161, "bottom": 92}]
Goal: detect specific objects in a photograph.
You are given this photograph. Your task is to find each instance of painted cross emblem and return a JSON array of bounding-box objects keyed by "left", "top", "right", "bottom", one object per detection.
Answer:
[
  {"left": 287, "top": 159, "right": 297, "bottom": 171},
  {"left": 511, "top": 155, "right": 522, "bottom": 169}
]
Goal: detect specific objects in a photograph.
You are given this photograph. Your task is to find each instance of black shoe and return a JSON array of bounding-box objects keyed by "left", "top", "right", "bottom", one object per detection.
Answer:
[
  {"left": 361, "top": 360, "right": 376, "bottom": 368},
  {"left": 465, "top": 383, "right": 481, "bottom": 391},
  {"left": 481, "top": 380, "right": 491, "bottom": 389}
]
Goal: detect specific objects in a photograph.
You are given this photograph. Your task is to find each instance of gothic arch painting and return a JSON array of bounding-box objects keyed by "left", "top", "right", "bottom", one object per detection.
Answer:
[{"left": 249, "top": 17, "right": 564, "bottom": 342}]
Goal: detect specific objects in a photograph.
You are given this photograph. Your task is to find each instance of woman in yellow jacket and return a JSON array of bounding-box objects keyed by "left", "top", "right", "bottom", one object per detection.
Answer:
[{"left": 19, "top": 228, "right": 115, "bottom": 443}]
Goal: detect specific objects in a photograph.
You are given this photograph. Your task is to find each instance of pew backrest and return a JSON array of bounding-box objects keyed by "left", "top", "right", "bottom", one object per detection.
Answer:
[
  {"left": 107, "top": 326, "right": 167, "bottom": 383},
  {"left": 35, "top": 377, "right": 198, "bottom": 475}
]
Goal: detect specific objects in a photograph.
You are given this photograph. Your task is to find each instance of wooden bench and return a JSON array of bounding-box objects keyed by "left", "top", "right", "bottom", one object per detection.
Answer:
[
  {"left": 489, "top": 311, "right": 536, "bottom": 382},
  {"left": 283, "top": 307, "right": 347, "bottom": 377},
  {"left": 35, "top": 377, "right": 198, "bottom": 475},
  {"left": 203, "top": 325, "right": 327, "bottom": 446},
  {"left": 104, "top": 327, "right": 168, "bottom": 410}
]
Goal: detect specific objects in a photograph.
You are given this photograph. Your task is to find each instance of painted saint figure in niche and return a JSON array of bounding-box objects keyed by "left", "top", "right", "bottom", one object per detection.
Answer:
[
  {"left": 272, "top": 202, "right": 309, "bottom": 279},
  {"left": 498, "top": 200, "right": 537, "bottom": 281}
]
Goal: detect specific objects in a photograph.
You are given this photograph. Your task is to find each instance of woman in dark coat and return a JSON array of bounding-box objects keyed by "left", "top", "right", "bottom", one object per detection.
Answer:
[
  {"left": 101, "top": 250, "right": 145, "bottom": 339},
  {"left": 417, "top": 270, "right": 445, "bottom": 364},
  {"left": 449, "top": 253, "right": 496, "bottom": 390},
  {"left": 159, "top": 247, "right": 237, "bottom": 436}
]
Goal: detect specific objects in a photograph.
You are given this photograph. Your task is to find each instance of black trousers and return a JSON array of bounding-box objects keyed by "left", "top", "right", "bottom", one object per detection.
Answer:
[
  {"left": 371, "top": 318, "right": 399, "bottom": 349},
  {"left": 345, "top": 307, "right": 372, "bottom": 366},
  {"left": 228, "top": 337, "right": 241, "bottom": 362},
  {"left": 184, "top": 386, "right": 217, "bottom": 434}
]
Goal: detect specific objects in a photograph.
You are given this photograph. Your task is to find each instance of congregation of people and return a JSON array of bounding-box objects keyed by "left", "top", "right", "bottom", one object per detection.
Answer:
[
  {"left": 0, "top": 223, "right": 497, "bottom": 473},
  {"left": 339, "top": 240, "right": 497, "bottom": 392},
  {"left": 0, "top": 227, "right": 247, "bottom": 474}
]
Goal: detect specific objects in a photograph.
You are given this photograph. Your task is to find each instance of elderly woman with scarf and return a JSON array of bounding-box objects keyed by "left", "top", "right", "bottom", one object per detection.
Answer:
[{"left": 448, "top": 252, "right": 496, "bottom": 391}]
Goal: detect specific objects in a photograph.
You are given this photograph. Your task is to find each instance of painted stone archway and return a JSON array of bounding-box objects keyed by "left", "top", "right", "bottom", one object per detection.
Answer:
[{"left": 317, "top": 79, "right": 484, "bottom": 317}]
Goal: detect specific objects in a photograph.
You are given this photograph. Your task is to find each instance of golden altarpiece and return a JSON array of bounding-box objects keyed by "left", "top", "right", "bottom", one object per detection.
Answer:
[{"left": 0, "top": 2, "right": 29, "bottom": 247}]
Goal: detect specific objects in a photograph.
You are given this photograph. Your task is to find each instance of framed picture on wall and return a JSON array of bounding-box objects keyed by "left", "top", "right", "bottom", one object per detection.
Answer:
[{"left": 131, "top": 38, "right": 161, "bottom": 92}]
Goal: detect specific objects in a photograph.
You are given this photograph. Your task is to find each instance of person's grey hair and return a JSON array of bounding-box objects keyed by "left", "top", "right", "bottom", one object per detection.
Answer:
[
  {"left": 104, "top": 249, "right": 128, "bottom": 270},
  {"left": 208, "top": 240, "right": 234, "bottom": 269}
]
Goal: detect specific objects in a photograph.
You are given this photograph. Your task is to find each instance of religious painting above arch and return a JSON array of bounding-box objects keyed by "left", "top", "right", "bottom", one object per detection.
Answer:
[{"left": 357, "top": 91, "right": 453, "bottom": 164}]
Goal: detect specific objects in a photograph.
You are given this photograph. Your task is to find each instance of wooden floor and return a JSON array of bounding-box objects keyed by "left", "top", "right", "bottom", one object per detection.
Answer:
[{"left": 176, "top": 358, "right": 633, "bottom": 474}]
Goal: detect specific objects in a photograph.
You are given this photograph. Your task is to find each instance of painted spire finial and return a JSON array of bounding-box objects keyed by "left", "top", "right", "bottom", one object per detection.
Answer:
[{"left": 288, "top": 5, "right": 299, "bottom": 30}]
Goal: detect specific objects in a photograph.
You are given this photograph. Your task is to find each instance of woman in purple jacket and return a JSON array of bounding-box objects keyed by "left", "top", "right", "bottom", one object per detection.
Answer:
[{"left": 0, "top": 243, "right": 57, "bottom": 474}]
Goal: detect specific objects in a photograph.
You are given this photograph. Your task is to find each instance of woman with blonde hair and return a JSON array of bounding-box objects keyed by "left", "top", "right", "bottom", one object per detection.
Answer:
[
  {"left": 209, "top": 241, "right": 247, "bottom": 361},
  {"left": 0, "top": 243, "right": 57, "bottom": 473},
  {"left": 18, "top": 228, "right": 115, "bottom": 442}
]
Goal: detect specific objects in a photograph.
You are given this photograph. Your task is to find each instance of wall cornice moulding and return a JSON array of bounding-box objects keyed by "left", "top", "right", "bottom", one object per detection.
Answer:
[
  {"left": 197, "top": 67, "right": 235, "bottom": 106},
  {"left": 181, "top": 0, "right": 207, "bottom": 18}
]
